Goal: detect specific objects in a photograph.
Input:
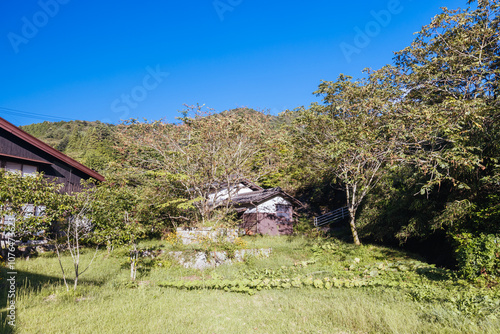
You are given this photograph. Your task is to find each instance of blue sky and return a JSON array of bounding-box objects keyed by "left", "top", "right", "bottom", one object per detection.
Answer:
[{"left": 1, "top": 0, "right": 466, "bottom": 126}]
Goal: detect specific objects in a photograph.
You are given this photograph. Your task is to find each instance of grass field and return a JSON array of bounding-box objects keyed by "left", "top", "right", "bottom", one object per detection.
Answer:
[{"left": 1, "top": 236, "right": 499, "bottom": 333}]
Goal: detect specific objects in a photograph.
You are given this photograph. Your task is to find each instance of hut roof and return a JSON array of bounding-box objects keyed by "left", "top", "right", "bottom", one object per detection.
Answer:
[{"left": 232, "top": 187, "right": 302, "bottom": 207}]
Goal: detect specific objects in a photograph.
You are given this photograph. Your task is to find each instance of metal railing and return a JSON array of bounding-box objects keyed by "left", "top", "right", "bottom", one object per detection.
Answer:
[{"left": 314, "top": 206, "right": 349, "bottom": 227}]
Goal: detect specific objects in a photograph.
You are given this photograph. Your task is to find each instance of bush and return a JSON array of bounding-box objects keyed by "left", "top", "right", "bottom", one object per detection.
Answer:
[
  {"left": 454, "top": 233, "right": 500, "bottom": 280},
  {"left": 293, "top": 215, "right": 315, "bottom": 236}
]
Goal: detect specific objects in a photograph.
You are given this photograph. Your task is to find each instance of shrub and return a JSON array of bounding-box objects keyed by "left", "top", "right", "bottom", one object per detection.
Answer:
[
  {"left": 164, "top": 232, "right": 183, "bottom": 248},
  {"left": 454, "top": 233, "right": 500, "bottom": 280}
]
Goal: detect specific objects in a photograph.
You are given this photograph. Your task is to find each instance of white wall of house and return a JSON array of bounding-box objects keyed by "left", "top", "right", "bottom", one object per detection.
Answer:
[{"left": 245, "top": 196, "right": 291, "bottom": 214}]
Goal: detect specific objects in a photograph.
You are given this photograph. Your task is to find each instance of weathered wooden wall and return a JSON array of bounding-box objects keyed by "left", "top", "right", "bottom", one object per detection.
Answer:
[
  {"left": 0, "top": 128, "right": 91, "bottom": 193},
  {"left": 241, "top": 213, "right": 293, "bottom": 236}
]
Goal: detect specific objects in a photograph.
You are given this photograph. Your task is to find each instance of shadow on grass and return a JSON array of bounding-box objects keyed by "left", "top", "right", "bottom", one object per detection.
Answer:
[
  {"left": 0, "top": 267, "right": 105, "bottom": 333},
  {"left": 0, "top": 269, "right": 61, "bottom": 334},
  {"left": 416, "top": 267, "right": 451, "bottom": 281},
  {"left": 377, "top": 248, "right": 408, "bottom": 259},
  {"left": 326, "top": 224, "right": 354, "bottom": 243}
]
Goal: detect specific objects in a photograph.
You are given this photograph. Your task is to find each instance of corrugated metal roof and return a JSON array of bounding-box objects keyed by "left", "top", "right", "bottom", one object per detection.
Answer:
[{"left": 232, "top": 187, "right": 302, "bottom": 207}]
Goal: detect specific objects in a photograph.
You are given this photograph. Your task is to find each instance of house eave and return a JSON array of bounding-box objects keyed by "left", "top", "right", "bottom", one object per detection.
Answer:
[{"left": 0, "top": 117, "right": 105, "bottom": 182}]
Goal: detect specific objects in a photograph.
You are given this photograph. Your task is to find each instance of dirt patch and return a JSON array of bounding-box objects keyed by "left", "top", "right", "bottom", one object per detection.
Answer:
[
  {"left": 181, "top": 275, "right": 207, "bottom": 281},
  {"left": 138, "top": 280, "right": 154, "bottom": 287},
  {"left": 43, "top": 294, "right": 57, "bottom": 302}
]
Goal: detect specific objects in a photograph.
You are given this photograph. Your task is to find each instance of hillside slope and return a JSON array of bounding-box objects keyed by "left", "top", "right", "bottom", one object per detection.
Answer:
[{"left": 21, "top": 120, "right": 117, "bottom": 172}]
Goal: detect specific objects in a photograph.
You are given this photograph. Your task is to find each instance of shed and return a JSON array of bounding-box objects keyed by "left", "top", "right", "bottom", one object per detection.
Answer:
[{"left": 232, "top": 187, "right": 302, "bottom": 236}]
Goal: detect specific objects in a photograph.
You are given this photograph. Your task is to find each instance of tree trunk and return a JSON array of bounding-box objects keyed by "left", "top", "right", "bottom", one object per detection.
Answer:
[
  {"left": 74, "top": 262, "right": 79, "bottom": 290},
  {"left": 348, "top": 210, "right": 361, "bottom": 246},
  {"left": 130, "top": 245, "right": 138, "bottom": 280},
  {"left": 346, "top": 185, "right": 361, "bottom": 246},
  {"left": 55, "top": 243, "right": 69, "bottom": 291},
  {"left": 130, "top": 260, "right": 136, "bottom": 280}
]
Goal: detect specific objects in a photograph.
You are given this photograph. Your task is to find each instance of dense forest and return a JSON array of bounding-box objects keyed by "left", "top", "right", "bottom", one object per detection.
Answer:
[{"left": 11, "top": 0, "right": 500, "bottom": 279}]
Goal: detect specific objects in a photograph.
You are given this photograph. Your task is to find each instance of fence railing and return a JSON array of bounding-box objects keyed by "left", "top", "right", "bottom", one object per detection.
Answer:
[{"left": 313, "top": 206, "right": 349, "bottom": 227}]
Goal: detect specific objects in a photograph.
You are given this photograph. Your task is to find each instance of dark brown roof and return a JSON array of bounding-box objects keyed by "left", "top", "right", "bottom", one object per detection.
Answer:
[
  {"left": 209, "top": 178, "right": 263, "bottom": 192},
  {"left": 0, "top": 117, "right": 105, "bottom": 182},
  {"left": 232, "top": 187, "right": 302, "bottom": 207}
]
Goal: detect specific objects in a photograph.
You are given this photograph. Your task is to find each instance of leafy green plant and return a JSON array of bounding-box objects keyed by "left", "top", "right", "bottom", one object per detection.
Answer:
[{"left": 454, "top": 233, "right": 500, "bottom": 281}]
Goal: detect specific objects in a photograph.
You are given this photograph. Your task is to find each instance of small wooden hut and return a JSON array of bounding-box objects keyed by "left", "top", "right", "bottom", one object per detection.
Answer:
[{"left": 232, "top": 187, "right": 302, "bottom": 236}]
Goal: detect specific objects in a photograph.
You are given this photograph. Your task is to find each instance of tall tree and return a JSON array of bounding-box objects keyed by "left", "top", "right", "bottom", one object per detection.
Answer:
[
  {"left": 395, "top": 0, "right": 499, "bottom": 183},
  {"left": 352, "top": 0, "right": 500, "bottom": 255},
  {"left": 291, "top": 68, "right": 404, "bottom": 245},
  {"left": 393, "top": 0, "right": 500, "bottom": 234},
  {"left": 116, "top": 106, "right": 276, "bottom": 225}
]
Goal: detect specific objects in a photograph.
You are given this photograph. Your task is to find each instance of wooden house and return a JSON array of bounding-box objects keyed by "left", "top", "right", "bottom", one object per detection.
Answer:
[
  {"left": 0, "top": 117, "right": 104, "bottom": 192},
  {"left": 233, "top": 187, "right": 302, "bottom": 236},
  {"left": 209, "top": 179, "right": 302, "bottom": 236}
]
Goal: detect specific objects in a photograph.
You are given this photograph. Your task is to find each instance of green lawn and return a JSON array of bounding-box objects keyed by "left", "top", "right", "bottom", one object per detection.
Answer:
[{"left": 2, "top": 236, "right": 499, "bottom": 333}]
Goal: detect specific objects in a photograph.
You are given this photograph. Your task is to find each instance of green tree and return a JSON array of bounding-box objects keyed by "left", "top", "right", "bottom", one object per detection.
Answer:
[
  {"left": 83, "top": 178, "right": 146, "bottom": 280},
  {"left": 393, "top": 0, "right": 500, "bottom": 236},
  {"left": 0, "top": 170, "right": 65, "bottom": 241},
  {"left": 116, "top": 106, "right": 276, "bottom": 226},
  {"left": 350, "top": 0, "right": 500, "bottom": 268},
  {"left": 290, "top": 69, "right": 405, "bottom": 245},
  {"left": 0, "top": 171, "right": 101, "bottom": 290}
]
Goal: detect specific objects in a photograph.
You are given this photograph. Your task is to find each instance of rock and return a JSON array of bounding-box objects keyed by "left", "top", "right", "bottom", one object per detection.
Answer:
[
  {"left": 35, "top": 246, "right": 46, "bottom": 253},
  {"left": 168, "top": 248, "right": 272, "bottom": 270}
]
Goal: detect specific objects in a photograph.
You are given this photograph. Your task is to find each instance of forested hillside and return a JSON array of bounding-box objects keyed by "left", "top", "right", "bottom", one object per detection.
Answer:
[{"left": 21, "top": 120, "right": 118, "bottom": 171}]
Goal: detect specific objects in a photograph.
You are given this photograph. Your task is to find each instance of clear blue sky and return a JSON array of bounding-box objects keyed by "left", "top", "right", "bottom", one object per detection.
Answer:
[{"left": 1, "top": 0, "right": 466, "bottom": 126}]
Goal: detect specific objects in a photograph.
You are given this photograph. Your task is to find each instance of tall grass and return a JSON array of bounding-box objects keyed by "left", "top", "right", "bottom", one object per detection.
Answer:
[{"left": 2, "top": 236, "right": 499, "bottom": 334}]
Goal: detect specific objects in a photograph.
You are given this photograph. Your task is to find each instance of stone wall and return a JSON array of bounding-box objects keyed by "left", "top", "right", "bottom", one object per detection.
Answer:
[
  {"left": 169, "top": 248, "right": 272, "bottom": 270},
  {"left": 176, "top": 227, "right": 239, "bottom": 245}
]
